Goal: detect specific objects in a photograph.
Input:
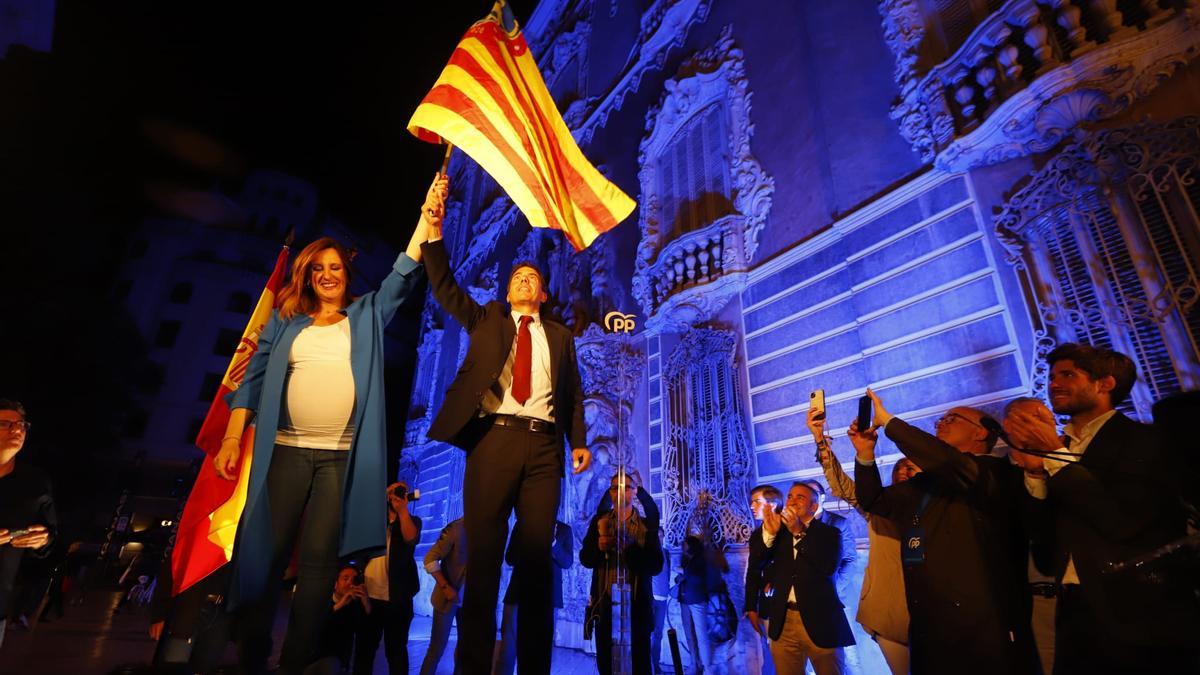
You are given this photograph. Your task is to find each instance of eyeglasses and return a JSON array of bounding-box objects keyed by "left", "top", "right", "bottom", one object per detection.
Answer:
[
  {"left": 0, "top": 420, "right": 31, "bottom": 432},
  {"left": 934, "top": 412, "right": 982, "bottom": 430}
]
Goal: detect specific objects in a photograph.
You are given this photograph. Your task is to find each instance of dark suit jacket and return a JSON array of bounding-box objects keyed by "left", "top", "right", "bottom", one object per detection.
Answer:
[
  {"left": 816, "top": 509, "right": 857, "bottom": 598},
  {"left": 749, "top": 518, "right": 855, "bottom": 649},
  {"left": 856, "top": 418, "right": 1036, "bottom": 675},
  {"left": 421, "top": 239, "right": 587, "bottom": 452},
  {"left": 1033, "top": 412, "right": 1198, "bottom": 646},
  {"left": 744, "top": 524, "right": 769, "bottom": 615}
]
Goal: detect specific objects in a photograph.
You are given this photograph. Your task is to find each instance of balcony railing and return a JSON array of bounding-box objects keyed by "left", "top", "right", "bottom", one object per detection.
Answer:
[{"left": 887, "top": 0, "right": 1199, "bottom": 169}]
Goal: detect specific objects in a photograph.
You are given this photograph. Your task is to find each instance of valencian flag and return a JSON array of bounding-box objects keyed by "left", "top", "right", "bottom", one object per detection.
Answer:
[
  {"left": 170, "top": 244, "right": 289, "bottom": 595},
  {"left": 407, "top": 0, "right": 635, "bottom": 251}
]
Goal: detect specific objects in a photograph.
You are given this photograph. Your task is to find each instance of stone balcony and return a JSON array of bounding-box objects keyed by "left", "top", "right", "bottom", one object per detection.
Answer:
[
  {"left": 635, "top": 215, "right": 753, "bottom": 331},
  {"left": 884, "top": 0, "right": 1200, "bottom": 170}
]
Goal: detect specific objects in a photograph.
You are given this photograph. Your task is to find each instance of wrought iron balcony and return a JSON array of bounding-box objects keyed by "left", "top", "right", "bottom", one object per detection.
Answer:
[{"left": 884, "top": 0, "right": 1200, "bottom": 170}]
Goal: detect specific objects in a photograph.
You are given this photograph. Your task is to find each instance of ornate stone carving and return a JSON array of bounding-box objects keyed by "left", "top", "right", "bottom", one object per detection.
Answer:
[
  {"left": 633, "top": 26, "right": 774, "bottom": 329},
  {"left": 573, "top": 324, "right": 645, "bottom": 537},
  {"left": 994, "top": 117, "right": 1200, "bottom": 411},
  {"left": 660, "top": 328, "right": 754, "bottom": 549},
  {"left": 880, "top": 0, "right": 1198, "bottom": 169},
  {"left": 574, "top": 0, "right": 714, "bottom": 145}
]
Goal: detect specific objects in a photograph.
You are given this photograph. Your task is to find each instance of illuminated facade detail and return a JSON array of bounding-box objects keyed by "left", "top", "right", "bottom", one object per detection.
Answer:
[
  {"left": 883, "top": 0, "right": 1200, "bottom": 169},
  {"left": 633, "top": 25, "right": 774, "bottom": 332},
  {"left": 661, "top": 327, "right": 754, "bottom": 549},
  {"left": 995, "top": 117, "right": 1200, "bottom": 418}
]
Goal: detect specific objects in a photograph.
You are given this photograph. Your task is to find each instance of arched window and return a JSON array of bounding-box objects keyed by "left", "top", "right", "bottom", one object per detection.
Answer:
[{"left": 996, "top": 118, "right": 1200, "bottom": 418}]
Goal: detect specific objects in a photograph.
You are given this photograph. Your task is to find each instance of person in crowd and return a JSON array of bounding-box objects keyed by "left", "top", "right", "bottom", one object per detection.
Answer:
[
  {"left": 211, "top": 177, "right": 445, "bottom": 674},
  {"left": 649, "top": 528, "right": 671, "bottom": 675},
  {"left": 1002, "top": 396, "right": 1059, "bottom": 675},
  {"left": 798, "top": 480, "right": 857, "bottom": 602},
  {"left": 420, "top": 178, "right": 592, "bottom": 674},
  {"left": 420, "top": 516, "right": 467, "bottom": 675},
  {"left": 676, "top": 530, "right": 729, "bottom": 667},
  {"left": 353, "top": 481, "right": 421, "bottom": 675},
  {"left": 745, "top": 484, "right": 784, "bottom": 675},
  {"left": 311, "top": 565, "right": 371, "bottom": 675},
  {"left": 854, "top": 390, "right": 1038, "bottom": 674},
  {"left": 752, "top": 482, "right": 854, "bottom": 675},
  {"left": 810, "top": 406, "right": 916, "bottom": 675},
  {"left": 0, "top": 399, "right": 55, "bottom": 650},
  {"left": 580, "top": 470, "right": 663, "bottom": 675},
  {"left": 494, "top": 518, "right": 573, "bottom": 674},
  {"left": 745, "top": 485, "right": 783, "bottom": 633},
  {"left": 1004, "top": 343, "right": 1200, "bottom": 673}
]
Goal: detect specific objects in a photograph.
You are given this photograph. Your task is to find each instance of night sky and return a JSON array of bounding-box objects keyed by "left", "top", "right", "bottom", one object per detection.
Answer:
[{"left": 0, "top": 0, "right": 538, "bottom": 541}]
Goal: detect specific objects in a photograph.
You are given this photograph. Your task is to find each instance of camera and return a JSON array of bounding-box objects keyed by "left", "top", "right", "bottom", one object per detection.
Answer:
[
  {"left": 353, "top": 570, "right": 365, "bottom": 585},
  {"left": 391, "top": 485, "right": 420, "bottom": 501}
]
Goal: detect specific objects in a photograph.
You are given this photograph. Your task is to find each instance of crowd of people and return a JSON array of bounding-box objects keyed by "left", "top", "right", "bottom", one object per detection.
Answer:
[
  {"left": 1, "top": 165, "right": 1196, "bottom": 675},
  {"left": 742, "top": 343, "right": 1199, "bottom": 675}
]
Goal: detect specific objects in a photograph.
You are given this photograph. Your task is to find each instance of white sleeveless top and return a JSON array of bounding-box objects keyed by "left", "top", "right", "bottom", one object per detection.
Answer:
[{"left": 276, "top": 319, "right": 356, "bottom": 450}]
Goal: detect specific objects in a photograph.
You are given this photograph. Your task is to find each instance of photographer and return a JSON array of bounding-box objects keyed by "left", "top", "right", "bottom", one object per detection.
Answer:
[
  {"left": 312, "top": 565, "right": 371, "bottom": 674},
  {"left": 579, "top": 470, "right": 663, "bottom": 675},
  {"left": 354, "top": 481, "right": 421, "bottom": 675}
]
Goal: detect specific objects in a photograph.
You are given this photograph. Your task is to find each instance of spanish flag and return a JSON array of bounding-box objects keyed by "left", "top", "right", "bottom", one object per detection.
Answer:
[
  {"left": 171, "top": 245, "right": 289, "bottom": 595},
  {"left": 407, "top": 0, "right": 635, "bottom": 251}
]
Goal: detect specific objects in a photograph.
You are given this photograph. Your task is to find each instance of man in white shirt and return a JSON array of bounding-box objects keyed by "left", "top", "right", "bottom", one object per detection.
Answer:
[
  {"left": 1005, "top": 342, "right": 1199, "bottom": 673},
  {"left": 353, "top": 482, "right": 421, "bottom": 675}
]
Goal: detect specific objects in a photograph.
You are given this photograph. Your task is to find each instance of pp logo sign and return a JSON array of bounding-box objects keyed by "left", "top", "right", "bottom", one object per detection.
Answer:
[{"left": 604, "top": 311, "right": 637, "bottom": 334}]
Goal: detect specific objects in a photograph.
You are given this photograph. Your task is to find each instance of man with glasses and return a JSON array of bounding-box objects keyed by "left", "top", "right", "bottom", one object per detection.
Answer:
[
  {"left": 0, "top": 399, "right": 56, "bottom": 649},
  {"left": 852, "top": 391, "right": 1038, "bottom": 675}
]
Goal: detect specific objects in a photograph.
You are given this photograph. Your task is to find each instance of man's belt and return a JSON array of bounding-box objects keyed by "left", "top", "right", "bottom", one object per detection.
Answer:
[
  {"left": 490, "top": 413, "right": 556, "bottom": 436},
  {"left": 1030, "top": 581, "right": 1060, "bottom": 598}
]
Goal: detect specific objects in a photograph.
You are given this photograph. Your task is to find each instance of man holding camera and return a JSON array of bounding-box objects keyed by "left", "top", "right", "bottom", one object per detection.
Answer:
[
  {"left": 579, "top": 470, "right": 663, "bottom": 675},
  {"left": 354, "top": 481, "right": 421, "bottom": 675}
]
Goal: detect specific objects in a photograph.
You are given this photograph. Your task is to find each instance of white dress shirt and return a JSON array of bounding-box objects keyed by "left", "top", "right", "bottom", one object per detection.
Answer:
[{"left": 482, "top": 310, "right": 554, "bottom": 423}]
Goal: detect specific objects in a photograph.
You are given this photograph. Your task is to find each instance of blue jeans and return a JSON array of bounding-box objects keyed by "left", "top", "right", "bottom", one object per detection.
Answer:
[{"left": 242, "top": 444, "right": 348, "bottom": 675}]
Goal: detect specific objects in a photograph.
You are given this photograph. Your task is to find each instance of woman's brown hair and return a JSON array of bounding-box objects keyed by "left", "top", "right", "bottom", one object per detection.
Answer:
[{"left": 276, "top": 237, "right": 355, "bottom": 320}]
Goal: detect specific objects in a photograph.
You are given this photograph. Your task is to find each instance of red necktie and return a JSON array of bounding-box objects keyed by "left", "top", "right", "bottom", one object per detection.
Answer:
[{"left": 512, "top": 315, "right": 533, "bottom": 404}]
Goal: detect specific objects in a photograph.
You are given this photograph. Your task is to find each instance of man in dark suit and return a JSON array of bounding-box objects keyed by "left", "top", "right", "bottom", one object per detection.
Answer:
[
  {"left": 750, "top": 482, "right": 854, "bottom": 675},
  {"left": 1004, "top": 343, "right": 1200, "bottom": 673},
  {"left": 800, "top": 479, "right": 857, "bottom": 600},
  {"left": 745, "top": 485, "right": 783, "bottom": 638},
  {"left": 421, "top": 213, "right": 591, "bottom": 675},
  {"left": 854, "top": 393, "right": 1038, "bottom": 675}
]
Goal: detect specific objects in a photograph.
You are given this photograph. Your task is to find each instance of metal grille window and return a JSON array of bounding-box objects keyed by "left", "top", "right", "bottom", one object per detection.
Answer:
[
  {"left": 996, "top": 117, "right": 1200, "bottom": 420},
  {"left": 661, "top": 328, "right": 753, "bottom": 548},
  {"left": 655, "top": 103, "right": 732, "bottom": 242}
]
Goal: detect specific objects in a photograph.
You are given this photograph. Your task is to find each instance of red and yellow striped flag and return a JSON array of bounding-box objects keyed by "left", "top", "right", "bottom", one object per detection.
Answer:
[
  {"left": 171, "top": 245, "right": 288, "bottom": 595},
  {"left": 407, "top": 1, "right": 635, "bottom": 251}
]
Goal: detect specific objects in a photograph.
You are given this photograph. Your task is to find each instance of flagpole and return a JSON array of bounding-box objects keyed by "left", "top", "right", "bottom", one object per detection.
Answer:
[{"left": 440, "top": 142, "right": 454, "bottom": 176}]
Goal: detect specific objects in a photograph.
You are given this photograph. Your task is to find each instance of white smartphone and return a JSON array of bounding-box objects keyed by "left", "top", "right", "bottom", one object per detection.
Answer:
[{"left": 810, "top": 389, "right": 826, "bottom": 420}]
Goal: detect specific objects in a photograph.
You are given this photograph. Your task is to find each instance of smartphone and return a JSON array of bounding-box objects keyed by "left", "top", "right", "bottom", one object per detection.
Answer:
[
  {"left": 810, "top": 389, "right": 826, "bottom": 421},
  {"left": 857, "top": 395, "right": 873, "bottom": 431}
]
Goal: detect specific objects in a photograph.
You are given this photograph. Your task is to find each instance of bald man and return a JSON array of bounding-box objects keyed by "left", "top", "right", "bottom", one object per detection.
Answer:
[{"left": 852, "top": 391, "right": 1038, "bottom": 675}]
